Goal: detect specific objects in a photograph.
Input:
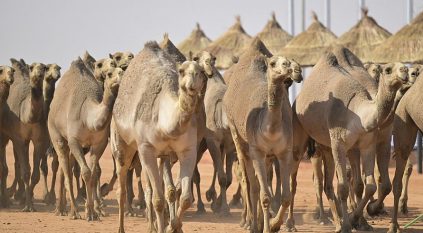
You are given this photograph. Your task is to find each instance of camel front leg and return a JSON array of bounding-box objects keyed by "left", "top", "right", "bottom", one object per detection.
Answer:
[
  {"left": 0, "top": 136, "right": 10, "bottom": 207},
  {"left": 367, "top": 140, "right": 392, "bottom": 216},
  {"left": 30, "top": 141, "right": 49, "bottom": 202},
  {"left": 330, "top": 140, "right": 352, "bottom": 233},
  {"left": 349, "top": 146, "right": 377, "bottom": 231},
  {"left": 272, "top": 154, "right": 293, "bottom": 232},
  {"left": 45, "top": 148, "right": 59, "bottom": 205},
  {"left": 101, "top": 156, "right": 118, "bottom": 198},
  {"left": 90, "top": 141, "right": 108, "bottom": 218},
  {"left": 169, "top": 148, "right": 196, "bottom": 233},
  {"left": 14, "top": 140, "right": 34, "bottom": 212}
]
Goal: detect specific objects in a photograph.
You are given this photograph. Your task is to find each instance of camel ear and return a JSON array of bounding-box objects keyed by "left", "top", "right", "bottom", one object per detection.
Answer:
[
  {"left": 109, "top": 53, "right": 113, "bottom": 59},
  {"left": 383, "top": 65, "right": 392, "bottom": 75}
]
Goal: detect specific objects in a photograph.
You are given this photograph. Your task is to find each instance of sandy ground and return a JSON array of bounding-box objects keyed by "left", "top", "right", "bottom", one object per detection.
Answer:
[{"left": 0, "top": 144, "right": 423, "bottom": 233}]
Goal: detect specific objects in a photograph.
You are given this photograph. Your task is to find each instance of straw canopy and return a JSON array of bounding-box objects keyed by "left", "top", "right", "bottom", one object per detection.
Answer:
[
  {"left": 257, "top": 12, "right": 293, "bottom": 55},
  {"left": 370, "top": 11, "right": 423, "bottom": 63},
  {"left": 205, "top": 16, "right": 252, "bottom": 70},
  {"left": 337, "top": 8, "right": 391, "bottom": 63},
  {"left": 177, "top": 23, "right": 212, "bottom": 59},
  {"left": 279, "top": 12, "right": 337, "bottom": 67}
]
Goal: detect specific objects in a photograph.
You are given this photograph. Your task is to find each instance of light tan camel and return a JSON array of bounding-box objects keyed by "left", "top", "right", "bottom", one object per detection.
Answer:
[
  {"left": 223, "top": 49, "right": 296, "bottom": 233},
  {"left": 0, "top": 65, "right": 15, "bottom": 207},
  {"left": 109, "top": 52, "right": 134, "bottom": 71},
  {"left": 388, "top": 63, "right": 423, "bottom": 233},
  {"left": 48, "top": 57, "right": 122, "bottom": 220},
  {"left": 111, "top": 41, "right": 205, "bottom": 233},
  {"left": 293, "top": 47, "right": 408, "bottom": 233},
  {"left": 397, "top": 64, "right": 422, "bottom": 214}
]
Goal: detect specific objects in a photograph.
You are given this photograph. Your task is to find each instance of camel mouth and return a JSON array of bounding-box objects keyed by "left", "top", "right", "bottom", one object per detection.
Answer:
[{"left": 120, "top": 64, "right": 129, "bottom": 71}]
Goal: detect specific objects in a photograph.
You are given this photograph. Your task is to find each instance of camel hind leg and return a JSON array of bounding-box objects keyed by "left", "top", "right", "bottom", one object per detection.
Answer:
[{"left": 399, "top": 158, "right": 413, "bottom": 214}]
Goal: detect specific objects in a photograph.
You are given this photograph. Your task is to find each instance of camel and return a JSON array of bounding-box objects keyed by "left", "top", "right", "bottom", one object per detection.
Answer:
[
  {"left": 364, "top": 62, "right": 382, "bottom": 82},
  {"left": 109, "top": 52, "right": 134, "bottom": 71},
  {"left": 0, "top": 65, "right": 15, "bottom": 207},
  {"left": 223, "top": 49, "right": 297, "bottom": 233},
  {"left": 388, "top": 63, "right": 423, "bottom": 233},
  {"left": 111, "top": 41, "right": 205, "bottom": 233},
  {"left": 48, "top": 57, "right": 122, "bottom": 220},
  {"left": 292, "top": 46, "right": 408, "bottom": 233},
  {"left": 1, "top": 59, "right": 50, "bottom": 212},
  {"left": 397, "top": 64, "right": 422, "bottom": 214},
  {"left": 83, "top": 51, "right": 96, "bottom": 73}
]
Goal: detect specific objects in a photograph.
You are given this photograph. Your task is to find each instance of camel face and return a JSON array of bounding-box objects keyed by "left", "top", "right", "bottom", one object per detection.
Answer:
[
  {"left": 290, "top": 59, "right": 303, "bottom": 83},
  {"left": 178, "top": 61, "right": 205, "bottom": 96},
  {"left": 408, "top": 64, "right": 421, "bottom": 84},
  {"left": 194, "top": 51, "right": 216, "bottom": 77},
  {"left": 364, "top": 63, "right": 382, "bottom": 83},
  {"left": 104, "top": 67, "right": 123, "bottom": 94},
  {"left": 29, "top": 62, "right": 46, "bottom": 87},
  {"left": 267, "top": 56, "right": 292, "bottom": 81},
  {"left": 44, "top": 64, "right": 61, "bottom": 82},
  {"left": 382, "top": 63, "right": 408, "bottom": 90},
  {"left": 94, "top": 58, "right": 117, "bottom": 82},
  {"left": 0, "top": 66, "right": 15, "bottom": 85},
  {"left": 109, "top": 52, "right": 134, "bottom": 71}
]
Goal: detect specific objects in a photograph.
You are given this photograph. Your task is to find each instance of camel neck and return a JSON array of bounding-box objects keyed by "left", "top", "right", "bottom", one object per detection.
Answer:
[
  {"left": 267, "top": 78, "right": 284, "bottom": 111},
  {"left": 43, "top": 80, "right": 56, "bottom": 108},
  {"left": 374, "top": 77, "right": 400, "bottom": 127},
  {"left": 0, "top": 82, "right": 10, "bottom": 102},
  {"left": 261, "top": 76, "right": 286, "bottom": 137},
  {"left": 102, "top": 85, "right": 118, "bottom": 110},
  {"left": 83, "top": 85, "right": 117, "bottom": 131}
]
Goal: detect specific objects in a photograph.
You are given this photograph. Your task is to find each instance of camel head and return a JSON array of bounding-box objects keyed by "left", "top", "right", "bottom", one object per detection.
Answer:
[
  {"left": 44, "top": 64, "right": 61, "bottom": 83},
  {"left": 109, "top": 52, "right": 134, "bottom": 71},
  {"left": 408, "top": 64, "right": 422, "bottom": 84},
  {"left": 364, "top": 62, "right": 382, "bottom": 83},
  {"left": 177, "top": 61, "right": 205, "bottom": 97},
  {"left": 0, "top": 66, "right": 15, "bottom": 85},
  {"left": 266, "top": 56, "right": 292, "bottom": 82},
  {"left": 94, "top": 58, "right": 117, "bottom": 83},
  {"left": 290, "top": 59, "right": 303, "bottom": 83},
  {"left": 29, "top": 62, "right": 46, "bottom": 87},
  {"left": 193, "top": 51, "right": 216, "bottom": 77},
  {"left": 381, "top": 63, "right": 408, "bottom": 91},
  {"left": 104, "top": 67, "right": 123, "bottom": 95}
]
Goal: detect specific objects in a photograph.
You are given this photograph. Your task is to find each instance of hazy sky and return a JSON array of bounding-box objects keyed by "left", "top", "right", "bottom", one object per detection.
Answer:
[{"left": 1, "top": 0, "right": 422, "bottom": 71}]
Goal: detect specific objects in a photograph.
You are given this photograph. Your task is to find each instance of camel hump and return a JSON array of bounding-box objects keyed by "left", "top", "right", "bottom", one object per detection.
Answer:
[
  {"left": 10, "top": 58, "right": 29, "bottom": 75},
  {"left": 250, "top": 37, "right": 273, "bottom": 57},
  {"left": 144, "top": 41, "right": 161, "bottom": 51},
  {"left": 325, "top": 46, "right": 363, "bottom": 68}
]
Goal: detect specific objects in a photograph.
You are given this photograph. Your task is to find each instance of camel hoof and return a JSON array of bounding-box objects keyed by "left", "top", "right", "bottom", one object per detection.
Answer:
[
  {"left": 70, "top": 210, "right": 82, "bottom": 220},
  {"left": 399, "top": 198, "right": 408, "bottom": 215},
  {"left": 118, "top": 227, "right": 125, "bottom": 233},
  {"left": 229, "top": 197, "right": 242, "bottom": 209},
  {"left": 14, "top": 190, "right": 25, "bottom": 203},
  {"left": 239, "top": 218, "right": 247, "bottom": 228},
  {"left": 135, "top": 198, "right": 146, "bottom": 210},
  {"left": 54, "top": 207, "right": 67, "bottom": 216},
  {"left": 218, "top": 204, "right": 230, "bottom": 217},
  {"left": 366, "top": 199, "right": 386, "bottom": 217},
  {"left": 388, "top": 222, "right": 401, "bottom": 233},
  {"left": 196, "top": 203, "right": 206, "bottom": 215},
  {"left": 284, "top": 218, "right": 297, "bottom": 232},
  {"left": 205, "top": 188, "right": 217, "bottom": 202},
  {"left": 125, "top": 209, "right": 137, "bottom": 217},
  {"left": 354, "top": 216, "right": 373, "bottom": 231},
  {"left": 0, "top": 195, "right": 11, "bottom": 208},
  {"left": 100, "top": 183, "right": 111, "bottom": 197},
  {"left": 22, "top": 205, "right": 36, "bottom": 212},
  {"left": 43, "top": 192, "right": 56, "bottom": 205}
]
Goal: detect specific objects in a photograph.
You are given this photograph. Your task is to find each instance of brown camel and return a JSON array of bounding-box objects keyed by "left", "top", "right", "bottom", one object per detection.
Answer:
[
  {"left": 1, "top": 59, "right": 49, "bottom": 212},
  {"left": 223, "top": 49, "right": 296, "bottom": 233},
  {"left": 111, "top": 41, "right": 205, "bottom": 233},
  {"left": 0, "top": 65, "right": 15, "bottom": 207},
  {"left": 293, "top": 46, "right": 408, "bottom": 233},
  {"left": 48, "top": 57, "right": 122, "bottom": 220},
  {"left": 388, "top": 64, "right": 423, "bottom": 233}
]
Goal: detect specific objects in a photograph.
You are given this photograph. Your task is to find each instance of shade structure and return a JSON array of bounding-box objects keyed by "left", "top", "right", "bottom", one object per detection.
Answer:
[
  {"left": 160, "top": 33, "right": 186, "bottom": 64},
  {"left": 205, "top": 16, "right": 252, "bottom": 70},
  {"left": 177, "top": 23, "right": 212, "bottom": 59},
  {"left": 280, "top": 12, "right": 337, "bottom": 67},
  {"left": 337, "top": 8, "right": 391, "bottom": 63},
  {"left": 370, "top": 10, "right": 423, "bottom": 63},
  {"left": 257, "top": 12, "right": 293, "bottom": 55}
]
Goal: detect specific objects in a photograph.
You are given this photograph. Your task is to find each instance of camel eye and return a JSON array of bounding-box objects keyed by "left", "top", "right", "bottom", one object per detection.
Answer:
[
  {"left": 0, "top": 69, "right": 3, "bottom": 75},
  {"left": 96, "top": 63, "right": 103, "bottom": 69},
  {"left": 128, "top": 54, "right": 134, "bottom": 59}
]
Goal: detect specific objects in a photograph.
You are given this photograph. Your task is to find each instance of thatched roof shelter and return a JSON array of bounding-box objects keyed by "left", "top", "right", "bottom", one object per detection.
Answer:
[
  {"left": 337, "top": 8, "right": 391, "bottom": 63},
  {"left": 257, "top": 12, "right": 293, "bottom": 55},
  {"left": 280, "top": 12, "right": 337, "bottom": 67},
  {"left": 177, "top": 23, "right": 212, "bottom": 59},
  {"left": 370, "top": 10, "right": 423, "bottom": 63},
  {"left": 160, "top": 33, "right": 186, "bottom": 63},
  {"left": 205, "top": 16, "right": 252, "bottom": 70}
]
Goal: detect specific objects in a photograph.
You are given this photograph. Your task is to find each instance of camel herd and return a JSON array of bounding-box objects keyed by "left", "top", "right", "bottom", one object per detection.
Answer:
[{"left": 0, "top": 32, "right": 422, "bottom": 233}]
